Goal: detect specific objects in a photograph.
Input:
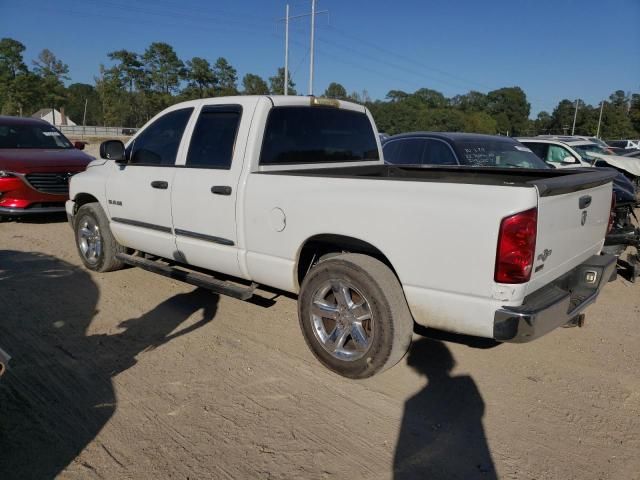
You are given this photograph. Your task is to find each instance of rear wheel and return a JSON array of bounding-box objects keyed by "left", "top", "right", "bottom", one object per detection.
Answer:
[
  {"left": 74, "top": 203, "right": 126, "bottom": 272},
  {"left": 298, "top": 253, "right": 413, "bottom": 378}
]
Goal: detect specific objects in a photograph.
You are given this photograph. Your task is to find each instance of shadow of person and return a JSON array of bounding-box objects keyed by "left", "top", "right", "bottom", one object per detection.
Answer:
[
  {"left": 0, "top": 250, "right": 218, "bottom": 479},
  {"left": 86, "top": 287, "right": 219, "bottom": 378},
  {"left": 394, "top": 338, "right": 496, "bottom": 480}
]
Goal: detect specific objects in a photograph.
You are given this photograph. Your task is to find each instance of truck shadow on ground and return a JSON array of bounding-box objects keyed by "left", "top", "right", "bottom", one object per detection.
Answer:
[
  {"left": 394, "top": 338, "right": 497, "bottom": 480},
  {"left": 0, "top": 250, "right": 218, "bottom": 479},
  {"left": 414, "top": 324, "right": 501, "bottom": 350},
  {"left": 616, "top": 258, "right": 639, "bottom": 282}
]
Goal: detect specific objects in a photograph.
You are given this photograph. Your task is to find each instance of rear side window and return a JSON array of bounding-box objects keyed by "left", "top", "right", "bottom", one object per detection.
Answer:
[
  {"left": 424, "top": 139, "right": 458, "bottom": 165},
  {"left": 382, "top": 141, "right": 399, "bottom": 163},
  {"left": 260, "top": 107, "right": 379, "bottom": 165},
  {"left": 383, "top": 138, "right": 457, "bottom": 166},
  {"left": 394, "top": 139, "right": 426, "bottom": 164},
  {"left": 523, "top": 142, "right": 548, "bottom": 161},
  {"left": 186, "top": 105, "right": 241, "bottom": 169},
  {"left": 128, "top": 108, "right": 193, "bottom": 165}
]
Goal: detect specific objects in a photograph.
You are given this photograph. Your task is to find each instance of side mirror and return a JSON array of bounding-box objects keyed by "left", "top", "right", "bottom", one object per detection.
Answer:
[
  {"left": 560, "top": 156, "right": 577, "bottom": 165},
  {"left": 73, "top": 141, "right": 86, "bottom": 150},
  {"left": 100, "top": 140, "right": 126, "bottom": 162}
]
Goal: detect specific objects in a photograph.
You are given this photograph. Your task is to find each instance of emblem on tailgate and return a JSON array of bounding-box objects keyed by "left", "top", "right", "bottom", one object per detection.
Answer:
[{"left": 537, "top": 249, "right": 552, "bottom": 262}]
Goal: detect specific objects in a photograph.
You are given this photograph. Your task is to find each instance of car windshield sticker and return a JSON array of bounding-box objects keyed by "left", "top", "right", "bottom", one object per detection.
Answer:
[{"left": 42, "top": 131, "right": 62, "bottom": 136}]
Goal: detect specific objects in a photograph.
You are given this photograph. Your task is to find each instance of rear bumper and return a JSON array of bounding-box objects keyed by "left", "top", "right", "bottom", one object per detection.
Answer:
[{"left": 493, "top": 254, "right": 616, "bottom": 343}]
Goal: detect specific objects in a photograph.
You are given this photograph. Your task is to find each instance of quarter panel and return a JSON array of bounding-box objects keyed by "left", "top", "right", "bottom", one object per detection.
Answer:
[{"left": 242, "top": 174, "right": 538, "bottom": 303}]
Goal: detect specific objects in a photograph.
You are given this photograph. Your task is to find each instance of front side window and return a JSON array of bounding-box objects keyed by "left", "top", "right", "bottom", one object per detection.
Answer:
[
  {"left": 546, "top": 145, "right": 577, "bottom": 164},
  {"left": 260, "top": 107, "right": 379, "bottom": 165},
  {"left": 186, "top": 105, "right": 241, "bottom": 169},
  {"left": 0, "top": 123, "right": 73, "bottom": 149},
  {"left": 128, "top": 108, "right": 193, "bottom": 165}
]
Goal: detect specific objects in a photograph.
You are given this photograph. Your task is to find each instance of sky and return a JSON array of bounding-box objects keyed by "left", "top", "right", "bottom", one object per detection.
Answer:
[{"left": 1, "top": 0, "right": 639, "bottom": 116}]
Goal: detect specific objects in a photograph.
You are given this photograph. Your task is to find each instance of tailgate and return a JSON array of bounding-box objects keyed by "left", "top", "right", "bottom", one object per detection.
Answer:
[{"left": 526, "top": 170, "right": 616, "bottom": 295}]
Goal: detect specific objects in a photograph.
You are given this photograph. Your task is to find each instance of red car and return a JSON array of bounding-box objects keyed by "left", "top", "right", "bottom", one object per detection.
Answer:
[{"left": 0, "top": 116, "right": 93, "bottom": 219}]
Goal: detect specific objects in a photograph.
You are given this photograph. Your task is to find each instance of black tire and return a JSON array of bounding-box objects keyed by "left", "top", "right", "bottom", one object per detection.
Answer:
[
  {"left": 74, "top": 203, "right": 126, "bottom": 272},
  {"left": 298, "top": 253, "right": 413, "bottom": 379}
]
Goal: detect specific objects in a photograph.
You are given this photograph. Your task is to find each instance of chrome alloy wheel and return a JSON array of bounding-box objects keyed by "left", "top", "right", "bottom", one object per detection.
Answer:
[
  {"left": 77, "top": 217, "right": 102, "bottom": 265},
  {"left": 310, "top": 280, "right": 374, "bottom": 361}
]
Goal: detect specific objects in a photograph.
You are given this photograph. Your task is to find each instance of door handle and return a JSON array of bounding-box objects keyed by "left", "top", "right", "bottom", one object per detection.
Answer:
[
  {"left": 579, "top": 195, "right": 592, "bottom": 209},
  {"left": 211, "top": 186, "right": 232, "bottom": 195},
  {"left": 151, "top": 180, "right": 168, "bottom": 190}
]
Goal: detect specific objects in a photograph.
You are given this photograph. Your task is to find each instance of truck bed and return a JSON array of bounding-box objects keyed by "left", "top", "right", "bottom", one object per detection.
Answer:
[{"left": 260, "top": 165, "right": 617, "bottom": 197}]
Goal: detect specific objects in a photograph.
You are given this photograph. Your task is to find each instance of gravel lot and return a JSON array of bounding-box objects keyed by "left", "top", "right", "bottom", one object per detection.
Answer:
[{"left": 0, "top": 216, "right": 639, "bottom": 479}]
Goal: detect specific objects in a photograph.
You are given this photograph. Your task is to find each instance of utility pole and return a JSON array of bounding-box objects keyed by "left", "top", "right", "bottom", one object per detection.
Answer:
[
  {"left": 571, "top": 99, "right": 579, "bottom": 135},
  {"left": 82, "top": 98, "right": 88, "bottom": 127},
  {"left": 284, "top": 4, "right": 289, "bottom": 95},
  {"left": 309, "top": 0, "right": 316, "bottom": 95},
  {"left": 596, "top": 101, "right": 604, "bottom": 138},
  {"left": 278, "top": 2, "right": 328, "bottom": 96}
]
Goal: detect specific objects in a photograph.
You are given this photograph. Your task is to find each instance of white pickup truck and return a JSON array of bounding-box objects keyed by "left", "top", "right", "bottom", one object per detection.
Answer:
[{"left": 67, "top": 95, "right": 617, "bottom": 378}]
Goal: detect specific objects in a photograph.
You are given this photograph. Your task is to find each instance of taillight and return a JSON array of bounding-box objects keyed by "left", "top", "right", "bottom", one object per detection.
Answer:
[
  {"left": 495, "top": 208, "right": 538, "bottom": 284},
  {"left": 608, "top": 192, "right": 616, "bottom": 233}
]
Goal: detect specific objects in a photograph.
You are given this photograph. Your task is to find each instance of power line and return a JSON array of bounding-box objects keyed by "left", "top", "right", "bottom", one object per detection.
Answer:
[
  {"left": 311, "top": 22, "right": 551, "bottom": 109},
  {"left": 318, "top": 23, "right": 495, "bottom": 92},
  {"left": 278, "top": 1, "right": 328, "bottom": 95}
]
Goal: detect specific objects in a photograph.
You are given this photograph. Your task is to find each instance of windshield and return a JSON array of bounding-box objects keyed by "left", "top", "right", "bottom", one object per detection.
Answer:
[
  {"left": 588, "top": 137, "right": 610, "bottom": 149},
  {"left": 573, "top": 144, "right": 608, "bottom": 157},
  {"left": 260, "top": 107, "right": 379, "bottom": 165},
  {"left": 0, "top": 123, "right": 73, "bottom": 149},
  {"left": 456, "top": 141, "right": 548, "bottom": 169}
]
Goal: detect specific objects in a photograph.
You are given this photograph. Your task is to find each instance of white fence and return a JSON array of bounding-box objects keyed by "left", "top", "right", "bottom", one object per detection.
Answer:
[{"left": 58, "top": 125, "right": 138, "bottom": 137}]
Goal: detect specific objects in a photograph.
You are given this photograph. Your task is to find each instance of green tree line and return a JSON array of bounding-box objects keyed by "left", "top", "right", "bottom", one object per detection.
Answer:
[{"left": 1, "top": 37, "right": 638, "bottom": 138}]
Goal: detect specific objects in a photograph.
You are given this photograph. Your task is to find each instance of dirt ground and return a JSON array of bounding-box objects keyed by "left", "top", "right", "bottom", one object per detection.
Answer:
[{"left": 0, "top": 216, "right": 639, "bottom": 480}]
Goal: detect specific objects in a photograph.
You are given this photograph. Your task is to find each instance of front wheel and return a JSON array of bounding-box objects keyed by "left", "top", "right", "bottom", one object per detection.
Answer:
[
  {"left": 298, "top": 253, "right": 413, "bottom": 379},
  {"left": 74, "top": 203, "right": 126, "bottom": 272}
]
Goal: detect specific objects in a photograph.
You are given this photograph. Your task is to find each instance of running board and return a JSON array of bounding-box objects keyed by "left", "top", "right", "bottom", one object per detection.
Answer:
[{"left": 116, "top": 253, "right": 256, "bottom": 300}]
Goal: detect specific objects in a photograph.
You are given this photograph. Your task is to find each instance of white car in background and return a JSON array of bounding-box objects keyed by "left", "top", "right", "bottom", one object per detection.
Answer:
[
  {"left": 608, "top": 139, "right": 640, "bottom": 150},
  {"left": 536, "top": 135, "right": 612, "bottom": 151},
  {"left": 518, "top": 137, "right": 640, "bottom": 189}
]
